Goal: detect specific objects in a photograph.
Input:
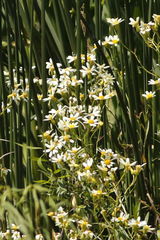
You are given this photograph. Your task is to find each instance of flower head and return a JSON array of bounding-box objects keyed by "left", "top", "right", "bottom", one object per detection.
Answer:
[
  {"left": 148, "top": 78, "right": 160, "bottom": 85},
  {"left": 78, "top": 220, "right": 92, "bottom": 229},
  {"left": 83, "top": 115, "right": 100, "bottom": 128},
  {"left": 129, "top": 17, "right": 140, "bottom": 29},
  {"left": 82, "top": 158, "right": 93, "bottom": 170},
  {"left": 128, "top": 216, "right": 147, "bottom": 228},
  {"left": 91, "top": 189, "right": 106, "bottom": 196},
  {"left": 119, "top": 158, "right": 137, "bottom": 171},
  {"left": 110, "top": 35, "right": 119, "bottom": 46},
  {"left": 142, "top": 91, "right": 156, "bottom": 100},
  {"left": 139, "top": 21, "right": 151, "bottom": 36},
  {"left": 143, "top": 224, "right": 155, "bottom": 234},
  {"left": 111, "top": 212, "right": 129, "bottom": 223},
  {"left": 35, "top": 234, "right": 44, "bottom": 240},
  {"left": 106, "top": 18, "right": 124, "bottom": 26},
  {"left": 12, "top": 231, "right": 21, "bottom": 240},
  {"left": 153, "top": 14, "right": 160, "bottom": 26},
  {"left": 80, "top": 63, "right": 97, "bottom": 78}
]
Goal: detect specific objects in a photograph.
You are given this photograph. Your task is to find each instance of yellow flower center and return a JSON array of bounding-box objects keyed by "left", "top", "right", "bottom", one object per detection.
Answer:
[
  {"left": 97, "top": 190, "right": 102, "bottom": 194},
  {"left": 113, "top": 19, "right": 119, "bottom": 25},
  {"left": 88, "top": 119, "right": 94, "bottom": 124},
  {"left": 50, "top": 94, "right": 56, "bottom": 100},
  {"left": 47, "top": 211, "right": 54, "bottom": 217},
  {"left": 71, "top": 149, "right": 77, "bottom": 154},
  {"left": 50, "top": 66, "right": 54, "bottom": 71},
  {"left": 80, "top": 93, "right": 84, "bottom": 99},
  {"left": 105, "top": 159, "right": 111, "bottom": 165},
  {"left": 37, "top": 94, "right": 42, "bottom": 100},
  {"left": 71, "top": 76, "right": 75, "bottom": 81},
  {"left": 12, "top": 225, "right": 18, "bottom": 230},
  {"left": 82, "top": 221, "right": 88, "bottom": 226},
  {"left": 48, "top": 114, "right": 53, "bottom": 120},
  {"left": 70, "top": 117, "right": 76, "bottom": 121},
  {"left": 63, "top": 135, "right": 70, "bottom": 142},
  {"left": 57, "top": 158, "right": 61, "bottom": 163},
  {"left": 144, "top": 225, "right": 150, "bottom": 230},
  {"left": 50, "top": 146, "right": 55, "bottom": 151},
  {"left": 9, "top": 92, "right": 17, "bottom": 98},
  {"left": 146, "top": 93, "right": 153, "bottom": 99},
  {"left": 69, "top": 124, "right": 75, "bottom": 128},
  {"left": 155, "top": 80, "right": 159, "bottom": 84},
  {"left": 101, "top": 151, "right": 106, "bottom": 156},
  {"left": 43, "top": 132, "right": 52, "bottom": 141},
  {"left": 103, "top": 167, "right": 108, "bottom": 171},
  {"left": 103, "top": 41, "right": 109, "bottom": 46},
  {"left": 22, "top": 92, "right": 27, "bottom": 98},
  {"left": 85, "top": 166, "right": 90, "bottom": 170},
  {"left": 112, "top": 39, "right": 118, "bottom": 44},
  {"left": 98, "top": 95, "right": 105, "bottom": 100}
]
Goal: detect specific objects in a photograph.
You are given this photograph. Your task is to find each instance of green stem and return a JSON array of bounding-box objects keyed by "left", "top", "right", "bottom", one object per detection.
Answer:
[
  {"left": 76, "top": 0, "right": 81, "bottom": 105},
  {"left": 26, "top": 0, "right": 34, "bottom": 185},
  {"left": 41, "top": 0, "right": 48, "bottom": 132}
]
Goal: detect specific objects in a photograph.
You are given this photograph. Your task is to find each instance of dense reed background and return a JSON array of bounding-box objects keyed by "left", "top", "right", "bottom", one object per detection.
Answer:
[{"left": 0, "top": 0, "right": 160, "bottom": 239}]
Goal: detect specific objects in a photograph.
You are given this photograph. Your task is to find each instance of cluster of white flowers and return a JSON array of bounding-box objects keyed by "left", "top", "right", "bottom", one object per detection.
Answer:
[
  {"left": 129, "top": 15, "right": 160, "bottom": 101},
  {"left": 111, "top": 214, "right": 155, "bottom": 234},
  {"left": 41, "top": 53, "right": 117, "bottom": 182},
  {"left": 0, "top": 223, "right": 44, "bottom": 240},
  {"left": 142, "top": 77, "right": 160, "bottom": 101},
  {"left": 40, "top": 31, "right": 155, "bottom": 237},
  {"left": 1, "top": 15, "right": 157, "bottom": 240},
  {"left": 48, "top": 207, "right": 95, "bottom": 239},
  {"left": 129, "top": 14, "right": 160, "bottom": 37},
  {"left": 0, "top": 224, "right": 25, "bottom": 240}
]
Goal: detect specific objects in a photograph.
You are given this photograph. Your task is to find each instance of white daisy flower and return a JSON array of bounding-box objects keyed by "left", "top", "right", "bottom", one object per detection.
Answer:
[
  {"left": 142, "top": 91, "right": 156, "bottom": 99},
  {"left": 106, "top": 18, "right": 124, "bottom": 26}
]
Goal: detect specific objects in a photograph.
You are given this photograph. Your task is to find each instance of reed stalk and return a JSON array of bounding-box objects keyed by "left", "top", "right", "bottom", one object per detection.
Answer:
[
  {"left": 26, "top": 0, "right": 34, "bottom": 185},
  {"left": 76, "top": 0, "right": 81, "bottom": 105},
  {"left": 41, "top": 0, "right": 48, "bottom": 132},
  {"left": 0, "top": 0, "right": 10, "bottom": 185}
]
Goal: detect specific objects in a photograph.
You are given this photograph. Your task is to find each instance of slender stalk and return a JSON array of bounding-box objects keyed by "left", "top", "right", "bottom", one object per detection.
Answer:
[
  {"left": 124, "top": 0, "right": 141, "bottom": 115},
  {"left": 148, "top": 0, "right": 152, "bottom": 21},
  {"left": 76, "top": 0, "right": 81, "bottom": 105},
  {"left": 52, "top": 0, "right": 66, "bottom": 62},
  {"left": 13, "top": 0, "right": 24, "bottom": 188},
  {"left": 0, "top": 0, "right": 10, "bottom": 185},
  {"left": 26, "top": 0, "right": 34, "bottom": 185},
  {"left": 95, "top": 1, "right": 108, "bottom": 148},
  {"left": 41, "top": 0, "right": 48, "bottom": 132},
  {"left": 4, "top": 0, "right": 17, "bottom": 187},
  {"left": 95, "top": 0, "right": 101, "bottom": 63},
  {"left": 58, "top": 0, "right": 76, "bottom": 54},
  {"left": 83, "top": 1, "right": 89, "bottom": 112}
]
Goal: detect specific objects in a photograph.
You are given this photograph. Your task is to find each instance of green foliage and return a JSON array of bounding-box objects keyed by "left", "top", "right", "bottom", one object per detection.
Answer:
[{"left": 0, "top": 0, "right": 160, "bottom": 239}]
